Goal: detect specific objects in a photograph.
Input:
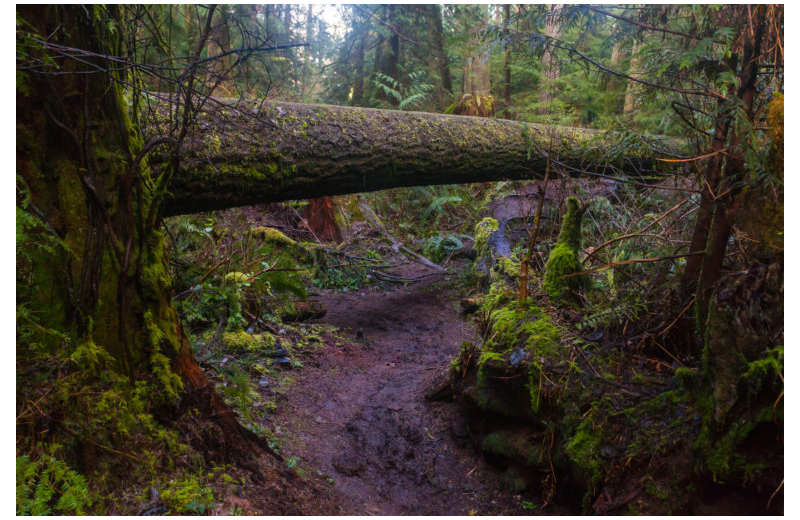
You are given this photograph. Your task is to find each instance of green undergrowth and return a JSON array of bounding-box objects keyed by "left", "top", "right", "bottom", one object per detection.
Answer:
[
  {"left": 441, "top": 175, "right": 779, "bottom": 512},
  {"left": 445, "top": 270, "right": 780, "bottom": 513},
  {"left": 16, "top": 185, "right": 234, "bottom": 514}
]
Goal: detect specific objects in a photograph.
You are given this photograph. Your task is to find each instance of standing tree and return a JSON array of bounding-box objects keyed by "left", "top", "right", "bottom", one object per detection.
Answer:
[
  {"left": 537, "top": 4, "right": 564, "bottom": 114},
  {"left": 429, "top": 4, "right": 454, "bottom": 98},
  {"left": 453, "top": 5, "right": 494, "bottom": 116},
  {"left": 15, "top": 4, "right": 313, "bottom": 467}
]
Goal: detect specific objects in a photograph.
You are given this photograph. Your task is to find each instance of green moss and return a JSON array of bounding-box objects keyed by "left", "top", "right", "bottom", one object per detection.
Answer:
[
  {"left": 556, "top": 197, "right": 583, "bottom": 251},
  {"left": 221, "top": 331, "right": 276, "bottom": 353},
  {"left": 498, "top": 255, "right": 521, "bottom": 277},
  {"left": 473, "top": 298, "right": 562, "bottom": 416},
  {"left": 143, "top": 310, "right": 183, "bottom": 400},
  {"left": 141, "top": 231, "right": 172, "bottom": 295},
  {"left": 674, "top": 367, "right": 702, "bottom": 391},
  {"left": 222, "top": 272, "right": 250, "bottom": 285},
  {"left": 565, "top": 417, "right": 603, "bottom": 496},
  {"left": 484, "top": 302, "right": 560, "bottom": 357},
  {"left": 474, "top": 217, "right": 499, "bottom": 259},
  {"left": 741, "top": 345, "right": 783, "bottom": 398},
  {"left": 250, "top": 226, "right": 296, "bottom": 246},
  {"left": 478, "top": 350, "right": 505, "bottom": 371},
  {"left": 543, "top": 197, "right": 587, "bottom": 301},
  {"left": 481, "top": 430, "right": 542, "bottom": 468}
]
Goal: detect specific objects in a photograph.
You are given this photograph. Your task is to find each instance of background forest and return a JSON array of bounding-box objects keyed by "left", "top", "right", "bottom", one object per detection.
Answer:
[{"left": 16, "top": 4, "right": 783, "bottom": 515}]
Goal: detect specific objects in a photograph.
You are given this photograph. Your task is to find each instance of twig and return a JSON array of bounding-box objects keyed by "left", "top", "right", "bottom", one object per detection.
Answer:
[
  {"left": 656, "top": 148, "right": 727, "bottom": 163},
  {"left": 590, "top": 196, "right": 694, "bottom": 255},
  {"left": 564, "top": 251, "right": 705, "bottom": 277},
  {"left": 658, "top": 295, "right": 695, "bottom": 337},
  {"left": 767, "top": 479, "right": 783, "bottom": 510}
]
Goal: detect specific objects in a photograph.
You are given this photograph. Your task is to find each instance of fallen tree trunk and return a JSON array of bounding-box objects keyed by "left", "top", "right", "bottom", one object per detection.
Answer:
[{"left": 154, "top": 99, "right": 674, "bottom": 216}]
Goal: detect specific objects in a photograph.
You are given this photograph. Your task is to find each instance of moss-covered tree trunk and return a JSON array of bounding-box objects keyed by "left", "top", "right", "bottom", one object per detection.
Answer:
[
  {"left": 154, "top": 100, "right": 666, "bottom": 216},
  {"left": 17, "top": 5, "right": 266, "bottom": 463}
]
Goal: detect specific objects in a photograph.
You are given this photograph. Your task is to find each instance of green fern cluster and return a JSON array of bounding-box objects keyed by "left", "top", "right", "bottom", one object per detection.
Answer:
[
  {"left": 372, "top": 70, "right": 434, "bottom": 110},
  {"left": 17, "top": 454, "right": 92, "bottom": 515},
  {"left": 422, "top": 234, "right": 468, "bottom": 264},
  {"left": 158, "top": 474, "right": 216, "bottom": 515}
]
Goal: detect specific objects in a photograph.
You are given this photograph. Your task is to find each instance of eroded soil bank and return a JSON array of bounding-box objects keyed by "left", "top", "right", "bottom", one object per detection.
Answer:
[{"left": 270, "top": 263, "right": 553, "bottom": 515}]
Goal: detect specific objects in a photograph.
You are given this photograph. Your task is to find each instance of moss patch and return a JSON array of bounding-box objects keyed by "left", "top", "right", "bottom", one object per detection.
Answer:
[
  {"left": 250, "top": 226, "right": 296, "bottom": 246},
  {"left": 222, "top": 331, "right": 277, "bottom": 353},
  {"left": 543, "top": 197, "right": 587, "bottom": 301}
]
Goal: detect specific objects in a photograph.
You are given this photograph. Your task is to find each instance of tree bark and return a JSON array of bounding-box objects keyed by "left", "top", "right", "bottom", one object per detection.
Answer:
[
  {"left": 17, "top": 5, "right": 271, "bottom": 464},
  {"left": 503, "top": 4, "right": 512, "bottom": 109},
  {"left": 623, "top": 42, "right": 644, "bottom": 114},
  {"left": 152, "top": 100, "right": 666, "bottom": 216},
  {"left": 430, "top": 4, "right": 453, "bottom": 95},
  {"left": 538, "top": 4, "right": 563, "bottom": 114}
]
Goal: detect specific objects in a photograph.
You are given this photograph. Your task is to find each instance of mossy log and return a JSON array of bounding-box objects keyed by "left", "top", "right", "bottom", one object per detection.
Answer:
[{"left": 154, "top": 99, "right": 672, "bottom": 216}]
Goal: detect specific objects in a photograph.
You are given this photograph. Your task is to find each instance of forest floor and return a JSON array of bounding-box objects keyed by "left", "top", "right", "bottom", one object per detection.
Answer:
[
  {"left": 269, "top": 260, "right": 548, "bottom": 515},
  {"left": 163, "top": 190, "right": 780, "bottom": 515}
]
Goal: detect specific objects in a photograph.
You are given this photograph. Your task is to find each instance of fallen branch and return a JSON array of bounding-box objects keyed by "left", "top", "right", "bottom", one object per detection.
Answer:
[{"left": 357, "top": 201, "right": 446, "bottom": 271}]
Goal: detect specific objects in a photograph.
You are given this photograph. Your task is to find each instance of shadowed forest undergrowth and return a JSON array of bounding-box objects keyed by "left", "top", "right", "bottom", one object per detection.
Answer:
[{"left": 16, "top": 4, "right": 782, "bottom": 515}]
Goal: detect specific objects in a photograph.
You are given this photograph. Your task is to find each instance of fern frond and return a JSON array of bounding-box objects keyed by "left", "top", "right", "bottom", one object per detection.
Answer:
[{"left": 576, "top": 300, "right": 649, "bottom": 331}]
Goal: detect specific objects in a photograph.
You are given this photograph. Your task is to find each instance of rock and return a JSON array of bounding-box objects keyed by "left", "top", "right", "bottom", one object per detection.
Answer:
[
  {"left": 508, "top": 348, "right": 530, "bottom": 367},
  {"left": 276, "top": 356, "right": 293, "bottom": 368},
  {"left": 266, "top": 344, "right": 288, "bottom": 358}
]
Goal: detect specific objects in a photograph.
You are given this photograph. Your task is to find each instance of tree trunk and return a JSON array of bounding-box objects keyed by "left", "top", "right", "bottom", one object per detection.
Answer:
[
  {"left": 305, "top": 197, "right": 342, "bottom": 243},
  {"left": 429, "top": 4, "right": 453, "bottom": 95},
  {"left": 538, "top": 4, "right": 563, "bottom": 114},
  {"left": 207, "top": 8, "right": 232, "bottom": 95},
  {"left": 623, "top": 42, "right": 644, "bottom": 114},
  {"left": 17, "top": 5, "right": 270, "bottom": 464},
  {"left": 152, "top": 99, "right": 667, "bottom": 216},
  {"left": 503, "top": 4, "right": 512, "bottom": 110},
  {"left": 351, "top": 33, "right": 366, "bottom": 105},
  {"left": 452, "top": 5, "right": 493, "bottom": 116},
  {"left": 302, "top": 4, "right": 313, "bottom": 100}
]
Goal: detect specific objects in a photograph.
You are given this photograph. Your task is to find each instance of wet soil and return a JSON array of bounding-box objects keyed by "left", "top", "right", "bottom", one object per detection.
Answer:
[{"left": 271, "top": 262, "right": 528, "bottom": 515}]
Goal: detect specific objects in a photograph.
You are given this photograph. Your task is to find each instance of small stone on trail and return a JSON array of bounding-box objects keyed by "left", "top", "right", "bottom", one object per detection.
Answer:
[
  {"left": 314, "top": 415, "right": 325, "bottom": 424},
  {"left": 276, "top": 356, "right": 293, "bottom": 368}
]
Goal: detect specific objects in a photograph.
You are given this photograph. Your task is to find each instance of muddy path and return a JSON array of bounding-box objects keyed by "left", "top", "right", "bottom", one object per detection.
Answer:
[{"left": 271, "top": 263, "right": 527, "bottom": 515}]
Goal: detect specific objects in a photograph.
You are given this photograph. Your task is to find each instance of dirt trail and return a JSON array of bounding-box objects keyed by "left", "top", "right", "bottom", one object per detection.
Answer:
[{"left": 271, "top": 263, "right": 525, "bottom": 515}]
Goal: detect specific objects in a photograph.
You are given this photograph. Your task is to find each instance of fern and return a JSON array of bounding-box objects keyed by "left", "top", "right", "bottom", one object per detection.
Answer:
[
  {"left": 372, "top": 72, "right": 402, "bottom": 103},
  {"left": 372, "top": 70, "right": 434, "bottom": 111},
  {"left": 17, "top": 454, "right": 92, "bottom": 515},
  {"left": 422, "top": 234, "right": 469, "bottom": 264},
  {"left": 576, "top": 301, "right": 649, "bottom": 331},
  {"left": 423, "top": 194, "right": 463, "bottom": 220}
]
